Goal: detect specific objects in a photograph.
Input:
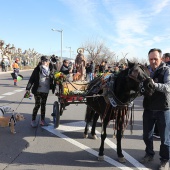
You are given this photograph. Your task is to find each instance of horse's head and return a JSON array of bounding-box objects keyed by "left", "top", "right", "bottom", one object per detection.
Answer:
[{"left": 127, "top": 60, "right": 155, "bottom": 96}]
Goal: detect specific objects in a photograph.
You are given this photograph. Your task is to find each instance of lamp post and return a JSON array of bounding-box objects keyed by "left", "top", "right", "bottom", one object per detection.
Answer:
[
  {"left": 66, "top": 46, "right": 71, "bottom": 58},
  {"left": 51, "top": 28, "right": 63, "bottom": 61}
]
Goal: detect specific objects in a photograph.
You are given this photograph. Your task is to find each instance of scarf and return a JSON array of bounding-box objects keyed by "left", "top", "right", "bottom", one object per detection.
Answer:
[{"left": 41, "top": 65, "right": 50, "bottom": 77}]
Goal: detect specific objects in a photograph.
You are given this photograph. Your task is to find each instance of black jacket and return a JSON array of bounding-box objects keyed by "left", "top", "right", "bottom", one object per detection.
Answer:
[
  {"left": 26, "top": 64, "right": 55, "bottom": 94},
  {"left": 143, "top": 62, "right": 170, "bottom": 110},
  {"left": 60, "top": 64, "right": 69, "bottom": 75}
]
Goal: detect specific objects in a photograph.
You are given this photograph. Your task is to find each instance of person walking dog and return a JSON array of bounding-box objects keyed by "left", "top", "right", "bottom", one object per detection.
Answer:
[{"left": 26, "top": 56, "right": 54, "bottom": 127}]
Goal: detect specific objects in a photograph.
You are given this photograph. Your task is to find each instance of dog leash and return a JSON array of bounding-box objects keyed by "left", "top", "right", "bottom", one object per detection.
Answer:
[
  {"left": 14, "top": 91, "right": 33, "bottom": 112},
  {"left": 1, "top": 91, "right": 32, "bottom": 111},
  {"left": 14, "top": 91, "right": 39, "bottom": 141},
  {"left": 15, "top": 96, "right": 25, "bottom": 112}
]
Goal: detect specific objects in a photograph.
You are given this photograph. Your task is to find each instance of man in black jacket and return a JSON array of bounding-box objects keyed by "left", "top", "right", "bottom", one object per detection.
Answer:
[
  {"left": 140, "top": 48, "right": 170, "bottom": 170},
  {"left": 154, "top": 52, "right": 170, "bottom": 139}
]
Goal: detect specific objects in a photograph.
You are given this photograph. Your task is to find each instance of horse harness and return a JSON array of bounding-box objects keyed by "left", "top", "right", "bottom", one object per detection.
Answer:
[
  {"left": 8, "top": 115, "right": 17, "bottom": 127},
  {"left": 87, "top": 65, "right": 151, "bottom": 134}
]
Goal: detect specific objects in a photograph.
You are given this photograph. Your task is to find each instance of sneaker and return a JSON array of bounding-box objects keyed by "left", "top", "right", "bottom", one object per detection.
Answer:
[
  {"left": 158, "top": 161, "right": 169, "bottom": 170},
  {"left": 31, "top": 120, "right": 37, "bottom": 128},
  {"left": 40, "top": 120, "right": 48, "bottom": 126},
  {"left": 140, "top": 154, "right": 154, "bottom": 164}
]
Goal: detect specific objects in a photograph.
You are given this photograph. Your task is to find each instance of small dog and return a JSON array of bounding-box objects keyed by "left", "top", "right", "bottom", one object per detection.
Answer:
[
  {"left": 73, "top": 72, "right": 81, "bottom": 81},
  {"left": 0, "top": 106, "right": 25, "bottom": 134}
]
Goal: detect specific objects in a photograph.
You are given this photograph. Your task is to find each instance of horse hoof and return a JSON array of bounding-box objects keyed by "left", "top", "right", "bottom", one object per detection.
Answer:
[
  {"left": 91, "top": 134, "right": 98, "bottom": 139},
  {"left": 83, "top": 133, "right": 88, "bottom": 138},
  {"left": 98, "top": 155, "right": 104, "bottom": 161},
  {"left": 118, "top": 157, "right": 126, "bottom": 163}
]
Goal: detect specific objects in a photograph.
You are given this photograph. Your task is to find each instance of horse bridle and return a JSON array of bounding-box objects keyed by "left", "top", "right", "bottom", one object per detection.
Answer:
[
  {"left": 128, "top": 64, "right": 151, "bottom": 94},
  {"left": 109, "top": 65, "right": 151, "bottom": 106}
]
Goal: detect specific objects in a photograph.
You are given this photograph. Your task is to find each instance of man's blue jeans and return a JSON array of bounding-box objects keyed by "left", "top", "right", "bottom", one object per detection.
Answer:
[
  {"left": 143, "top": 110, "right": 170, "bottom": 161},
  {"left": 90, "top": 73, "right": 94, "bottom": 81}
]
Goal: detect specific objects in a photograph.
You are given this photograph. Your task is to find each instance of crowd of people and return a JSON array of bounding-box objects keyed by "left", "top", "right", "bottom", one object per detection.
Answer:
[{"left": 1, "top": 49, "right": 170, "bottom": 170}]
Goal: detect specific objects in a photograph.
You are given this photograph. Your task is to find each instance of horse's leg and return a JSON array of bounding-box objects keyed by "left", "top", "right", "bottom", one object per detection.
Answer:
[
  {"left": 90, "top": 112, "right": 99, "bottom": 139},
  {"left": 117, "top": 121, "right": 126, "bottom": 163},
  {"left": 84, "top": 121, "right": 90, "bottom": 138},
  {"left": 98, "top": 118, "right": 108, "bottom": 161},
  {"left": 83, "top": 106, "right": 93, "bottom": 138}
]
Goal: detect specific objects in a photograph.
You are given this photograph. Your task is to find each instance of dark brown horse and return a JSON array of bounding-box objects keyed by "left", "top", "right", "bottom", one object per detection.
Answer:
[{"left": 84, "top": 60, "right": 155, "bottom": 163}]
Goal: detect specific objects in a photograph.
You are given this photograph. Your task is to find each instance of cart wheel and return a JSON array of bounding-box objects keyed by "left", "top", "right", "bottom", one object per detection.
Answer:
[{"left": 53, "top": 101, "right": 60, "bottom": 128}]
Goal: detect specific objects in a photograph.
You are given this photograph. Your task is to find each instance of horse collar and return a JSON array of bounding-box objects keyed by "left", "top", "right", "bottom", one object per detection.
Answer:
[{"left": 107, "top": 75, "right": 137, "bottom": 107}]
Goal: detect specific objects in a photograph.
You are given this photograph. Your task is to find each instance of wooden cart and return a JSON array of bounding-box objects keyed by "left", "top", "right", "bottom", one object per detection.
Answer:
[{"left": 52, "top": 81, "right": 88, "bottom": 128}]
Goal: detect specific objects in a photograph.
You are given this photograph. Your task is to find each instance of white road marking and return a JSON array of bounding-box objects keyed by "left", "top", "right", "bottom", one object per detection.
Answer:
[
  {"left": 43, "top": 121, "right": 149, "bottom": 170},
  {"left": 14, "top": 89, "right": 25, "bottom": 92},
  {"left": 104, "top": 137, "right": 148, "bottom": 170},
  {"left": 1, "top": 89, "right": 25, "bottom": 97},
  {"left": 56, "top": 121, "right": 86, "bottom": 132},
  {"left": 2, "top": 92, "right": 16, "bottom": 95},
  {"left": 43, "top": 125, "right": 133, "bottom": 170}
]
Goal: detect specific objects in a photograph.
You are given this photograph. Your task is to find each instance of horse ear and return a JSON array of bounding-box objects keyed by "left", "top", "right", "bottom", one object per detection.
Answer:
[{"left": 127, "top": 59, "right": 134, "bottom": 68}]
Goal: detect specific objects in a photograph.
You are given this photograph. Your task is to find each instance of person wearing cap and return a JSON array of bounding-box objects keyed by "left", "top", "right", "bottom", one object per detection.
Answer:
[
  {"left": 105, "top": 66, "right": 113, "bottom": 73},
  {"left": 26, "top": 56, "right": 55, "bottom": 127},
  {"left": 12, "top": 58, "right": 20, "bottom": 86}
]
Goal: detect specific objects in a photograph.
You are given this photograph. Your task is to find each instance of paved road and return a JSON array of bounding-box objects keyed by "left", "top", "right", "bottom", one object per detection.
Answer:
[{"left": 0, "top": 70, "right": 167, "bottom": 170}]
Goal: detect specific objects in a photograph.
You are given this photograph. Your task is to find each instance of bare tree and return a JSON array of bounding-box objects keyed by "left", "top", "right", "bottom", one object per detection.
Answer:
[
  {"left": 128, "top": 56, "right": 148, "bottom": 65},
  {"left": 82, "top": 38, "right": 116, "bottom": 64},
  {"left": 82, "top": 39, "right": 104, "bottom": 62},
  {"left": 101, "top": 47, "right": 116, "bottom": 63}
]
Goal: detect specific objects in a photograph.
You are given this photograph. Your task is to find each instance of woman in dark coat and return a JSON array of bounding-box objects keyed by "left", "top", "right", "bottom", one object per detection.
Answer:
[{"left": 26, "top": 56, "right": 55, "bottom": 127}]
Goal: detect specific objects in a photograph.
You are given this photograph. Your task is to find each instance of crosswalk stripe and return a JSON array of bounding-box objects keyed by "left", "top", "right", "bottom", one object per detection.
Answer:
[
  {"left": 1, "top": 89, "right": 25, "bottom": 97},
  {"left": 43, "top": 122, "right": 149, "bottom": 170},
  {"left": 2, "top": 92, "right": 15, "bottom": 95},
  {"left": 43, "top": 125, "right": 133, "bottom": 170}
]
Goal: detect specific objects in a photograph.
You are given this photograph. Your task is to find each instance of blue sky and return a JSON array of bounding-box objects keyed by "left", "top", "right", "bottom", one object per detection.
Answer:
[{"left": 1, "top": 0, "right": 170, "bottom": 61}]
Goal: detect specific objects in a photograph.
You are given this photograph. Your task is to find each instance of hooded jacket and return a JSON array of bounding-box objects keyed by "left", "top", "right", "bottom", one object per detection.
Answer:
[{"left": 143, "top": 62, "right": 170, "bottom": 110}]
